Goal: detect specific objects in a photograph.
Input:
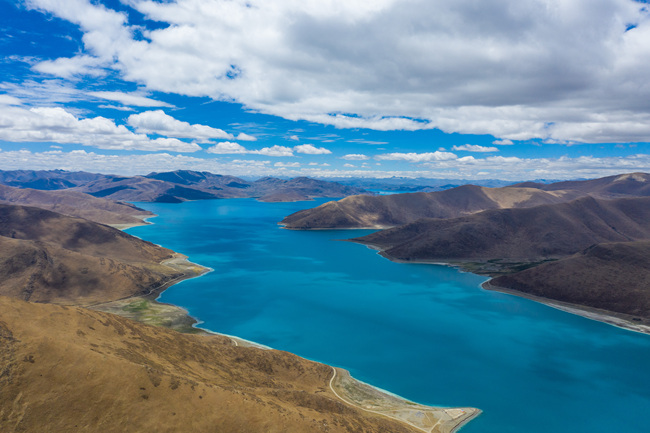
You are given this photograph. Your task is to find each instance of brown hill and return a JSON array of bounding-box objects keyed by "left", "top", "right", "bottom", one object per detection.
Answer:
[
  {"left": 0, "top": 204, "right": 179, "bottom": 305},
  {"left": 488, "top": 241, "right": 650, "bottom": 321},
  {"left": 353, "top": 196, "right": 650, "bottom": 262},
  {"left": 509, "top": 172, "right": 650, "bottom": 199},
  {"left": 0, "top": 296, "right": 424, "bottom": 433},
  {"left": 255, "top": 177, "right": 366, "bottom": 202},
  {"left": 282, "top": 184, "right": 582, "bottom": 229},
  {"left": 78, "top": 175, "right": 224, "bottom": 203},
  {"left": 0, "top": 184, "right": 152, "bottom": 226}
]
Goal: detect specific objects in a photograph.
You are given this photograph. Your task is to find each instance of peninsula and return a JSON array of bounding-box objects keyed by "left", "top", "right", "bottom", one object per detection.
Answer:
[{"left": 282, "top": 173, "right": 650, "bottom": 332}]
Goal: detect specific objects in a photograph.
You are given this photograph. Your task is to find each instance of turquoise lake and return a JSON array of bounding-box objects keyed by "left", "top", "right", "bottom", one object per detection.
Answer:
[{"left": 127, "top": 198, "right": 650, "bottom": 433}]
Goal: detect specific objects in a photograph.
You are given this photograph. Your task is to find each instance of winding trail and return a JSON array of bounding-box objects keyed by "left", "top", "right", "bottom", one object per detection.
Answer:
[{"left": 328, "top": 367, "right": 433, "bottom": 433}]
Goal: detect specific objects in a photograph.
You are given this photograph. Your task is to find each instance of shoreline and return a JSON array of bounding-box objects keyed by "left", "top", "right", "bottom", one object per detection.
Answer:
[
  {"left": 358, "top": 241, "right": 650, "bottom": 336},
  {"left": 481, "top": 281, "right": 650, "bottom": 335},
  {"left": 94, "top": 256, "right": 481, "bottom": 432},
  {"left": 97, "top": 223, "right": 481, "bottom": 432},
  {"left": 106, "top": 213, "right": 155, "bottom": 230}
]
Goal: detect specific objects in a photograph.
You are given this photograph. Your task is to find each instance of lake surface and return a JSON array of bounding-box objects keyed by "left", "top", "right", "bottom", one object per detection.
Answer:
[{"left": 127, "top": 198, "right": 650, "bottom": 433}]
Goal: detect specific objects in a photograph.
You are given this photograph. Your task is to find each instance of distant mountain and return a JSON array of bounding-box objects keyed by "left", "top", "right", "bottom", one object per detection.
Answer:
[
  {"left": 0, "top": 169, "right": 367, "bottom": 203},
  {"left": 281, "top": 184, "right": 583, "bottom": 229},
  {"left": 509, "top": 172, "right": 650, "bottom": 198},
  {"left": 0, "top": 204, "right": 179, "bottom": 305},
  {"left": 332, "top": 177, "right": 515, "bottom": 191},
  {"left": 77, "top": 170, "right": 368, "bottom": 203},
  {"left": 77, "top": 175, "right": 223, "bottom": 203},
  {"left": 0, "top": 169, "right": 107, "bottom": 190},
  {"left": 352, "top": 196, "right": 650, "bottom": 261},
  {"left": 489, "top": 241, "right": 650, "bottom": 321},
  {"left": 0, "top": 184, "right": 152, "bottom": 226}
]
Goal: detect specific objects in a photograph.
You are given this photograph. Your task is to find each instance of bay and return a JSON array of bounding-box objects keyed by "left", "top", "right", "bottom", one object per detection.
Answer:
[{"left": 127, "top": 198, "right": 650, "bottom": 433}]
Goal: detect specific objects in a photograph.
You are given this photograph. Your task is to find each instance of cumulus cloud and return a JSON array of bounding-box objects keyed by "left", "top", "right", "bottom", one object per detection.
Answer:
[
  {"left": 205, "top": 142, "right": 296, "bottom": 156},
  {"left": 342, "top": 154, "right": 370, "bottom": 160},
  {"left": 452, "top": 144, "right": 499, "bottom": 152},
  {"left": 4, "top": 148, "right": 650, "bottom": 180},
  {"left": 493, "top": 139, "right": 514, "bottom": 145},
  {"left": 206, "top": 141, "right": 248, "bottom": 154},
  {"left": 275, "top": 162, "right": 301, "bottom": 168},
  {"left": 25, "top": 0, "right": 650, "bottom": 143},
  {"left": 128, "top": 110, "right": 238, "bottom": 142},
  {"left": 294, "top": 144, "right": 331, "bottom": 154},
  {"left": 33, "top": 55, "right": 108, "bottom": 79},
  {"left": 255, "top": 145, "right": 294, "bottom": 157},
  {"left": 375, "top": 151, "right": 458, "bottom": 163},
  {"left": 90, "top": 91, "right": 173, "bottom": 107},
  {"left": 0, "top": 94, "right": 22, "bottom": 106},
  {"left": 236, "top": 132, "right": 257, "bottom": 141},
  {"left": 0, "top": 105, "right": 200, "bottom": 152}
]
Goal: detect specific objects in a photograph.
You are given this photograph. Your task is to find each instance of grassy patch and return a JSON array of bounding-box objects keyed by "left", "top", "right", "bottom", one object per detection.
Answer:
[{"left": 122, "top": 300, "right": 150, "bottom": 312}]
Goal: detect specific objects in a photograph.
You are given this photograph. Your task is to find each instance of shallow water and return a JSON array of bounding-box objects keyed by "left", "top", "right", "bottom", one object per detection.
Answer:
[{"left": 128, "top": 199, "right": 650, "bottom": 433}]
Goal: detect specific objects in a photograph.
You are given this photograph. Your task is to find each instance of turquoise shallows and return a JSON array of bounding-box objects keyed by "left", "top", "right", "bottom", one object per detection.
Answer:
[{"left": 127, "top": 199, "right": 650, "bottom": 433}]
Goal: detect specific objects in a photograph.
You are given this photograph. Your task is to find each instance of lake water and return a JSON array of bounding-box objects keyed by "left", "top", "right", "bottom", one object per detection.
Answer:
[{"left": 127, "top": 198, "right": 650, "bottom": 433}]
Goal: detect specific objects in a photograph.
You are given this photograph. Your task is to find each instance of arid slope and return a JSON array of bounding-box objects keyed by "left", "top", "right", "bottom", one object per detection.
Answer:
[
  {"left": 0, "top": 204, "right": 179, "bottom": 305},
  {"left": 281, "top": 184, "right": 582, "bottom": 229},
  {"left": 510, "top": 172, "right": 650, "bottom": 198},
  {"left": 353, "top": 196, "right": 650, "bottom": 261},
  {"left": 489, "top": 241, "right": 650, "bottom": 320},
  {"left": 0, "top": 184, "right": 152, "bottom": 226},
  {"left": 0, "top": 296, "right": 420, "bottom": 433}
]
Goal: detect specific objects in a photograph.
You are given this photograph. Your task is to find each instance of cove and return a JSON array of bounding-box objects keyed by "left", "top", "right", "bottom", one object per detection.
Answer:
[{"left": 127, "top": 198, "right": 650, "bottom": 433}]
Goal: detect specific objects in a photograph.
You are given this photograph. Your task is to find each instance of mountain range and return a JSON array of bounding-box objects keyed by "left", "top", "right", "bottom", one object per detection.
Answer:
[
  {"left": 281, "top": 173, "right": 650, "bottom": 229},
  {"left": 0, "top": 169, "right": 367, "bottom": 203}
]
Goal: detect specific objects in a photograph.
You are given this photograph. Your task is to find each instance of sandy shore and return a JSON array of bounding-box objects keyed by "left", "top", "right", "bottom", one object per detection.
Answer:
[
  {"left": 482, "top": 281, "right": 650, "bottom": 335},
  {"left": 330, "top": 367, "right": 481, "bottom": 433},
  {"left": 360, "top": 241, "right": 650, "bottom": 336},
  {"left": 107, "top": 214, "right": 154, "bottom": 230}
]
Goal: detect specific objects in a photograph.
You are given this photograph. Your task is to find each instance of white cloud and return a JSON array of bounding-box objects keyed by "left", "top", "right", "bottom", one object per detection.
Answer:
[
  {"left": 275, "top": 162, "right": 301, "bottom": 167},
  {"left": 0, "top": 94, "right": 22, "bottom": 106},
  {"left": 294, "top": 144, "right": 331, "bottom": 154},
  {"left": 90, "top": 91, "right": 173, "bottom": 107},
  {"left": 342, "top": 154, "right": 370, "bottom": 160},
  {"left": 0, "top": 105, "right": 200, "bottom": 152},
  {"left": 236, "top": 132, "right": 257, "bottom": 142},
  {"left": 289, "top": 135, "right": 300, "bottom": 141},
  {"left": 4, "top": 148, "right": 650, "bottom": 181},
  {"left": 128, "top": 110, "right": 235, "bottom": 142},
  {"left": 343, "top": 163, "right": 356, "bottom": 168},
  {"left": 206, "top": 142, "right": 295, "bottom": 156},
  {"left": 375, "top": 151, "right": 458, "bottom": 163},
  {"left": 452, "top": 144, "right": 499, "bottom": 152},
  {"left": 26, "top": 0, "right": 650, "bottom": 143},
  {"left": 33, "top": 55, "right": 108, "bottom": 78},
  {"left": 255, "top": 145, "right": 294, "bottom": 157},
  {"left": 98, "top": 105, "right": 136, "bottom": 111},
  {"left": 206, "top": 141, "right": 248, "bottom": 154},
  {"left": 493, "top": 139, "right": 514, "bottom": 145}
]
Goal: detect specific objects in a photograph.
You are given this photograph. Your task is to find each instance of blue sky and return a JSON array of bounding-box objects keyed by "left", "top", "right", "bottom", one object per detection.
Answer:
[{"left": 1, "top": 0, "right": 650, "bottom": 180}]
